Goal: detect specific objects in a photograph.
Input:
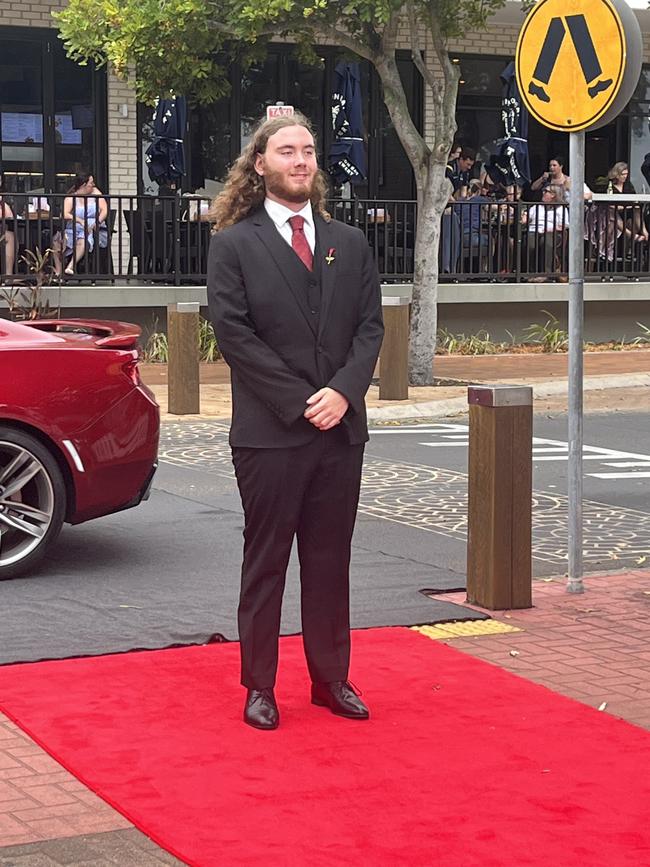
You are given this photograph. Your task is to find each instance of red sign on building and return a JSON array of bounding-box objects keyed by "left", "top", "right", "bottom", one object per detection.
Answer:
[{"left": 266, "top": 104, "right": 295, "bottom": 120}]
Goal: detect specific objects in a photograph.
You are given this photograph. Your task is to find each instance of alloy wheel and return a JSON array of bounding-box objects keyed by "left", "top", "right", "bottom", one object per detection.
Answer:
[{"left": 0, "top": 441, "right": 56, "bottom": 569}]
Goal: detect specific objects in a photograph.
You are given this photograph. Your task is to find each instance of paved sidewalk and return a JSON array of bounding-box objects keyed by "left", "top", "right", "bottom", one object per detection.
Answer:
[
  {"left": 432, "top": 569, "right": 650, "bottom": 731},
  {"left": 140, "top": 348, "right": 650, "bottom": 420},
  {"left": 2, "top": 568, "right": 650, "bottom": 863},
  {"left": 0, "top": 350, "right": 648, "bottom": 863}
]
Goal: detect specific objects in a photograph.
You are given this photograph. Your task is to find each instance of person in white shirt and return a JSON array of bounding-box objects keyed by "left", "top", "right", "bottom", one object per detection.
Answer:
[
  {"left": 523, "top": 186, "right": 568, "bottom": 280},
  {"left": 207, "top": 114, "right": 383, "bottom": 731}
]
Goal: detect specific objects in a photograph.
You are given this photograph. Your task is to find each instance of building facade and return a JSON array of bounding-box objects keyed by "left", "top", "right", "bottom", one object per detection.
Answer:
[
  {"left": 2, "top": 1, "right": 650, "bottom": 197},
  {"left": 0, "top": 0, "right": 136, "bottom": 195}
]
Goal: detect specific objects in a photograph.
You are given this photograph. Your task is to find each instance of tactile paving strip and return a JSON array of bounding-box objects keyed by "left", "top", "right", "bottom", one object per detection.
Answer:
[{"left": 413, "top": 621, "right": 522, "bottom": 640}]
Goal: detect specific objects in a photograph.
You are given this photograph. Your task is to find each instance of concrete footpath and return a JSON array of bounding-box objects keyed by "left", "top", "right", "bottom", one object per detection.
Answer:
[
  {"left": 140, "top": 348, "right": 650, "bottom": 420},
  {"left": 0, "top": 349, "right": 648, "bottom": 864}
]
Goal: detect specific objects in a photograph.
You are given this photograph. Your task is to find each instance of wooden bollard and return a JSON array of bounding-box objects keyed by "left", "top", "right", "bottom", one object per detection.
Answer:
[
  {"left": 467, "top": 385, "right": 533, "bottom": 610},
  {"left": 379, "top": 296, "right": 410, "bottom": 400},
  {"left": 167, "top": 302, "right": 200, "bottom": 415}
]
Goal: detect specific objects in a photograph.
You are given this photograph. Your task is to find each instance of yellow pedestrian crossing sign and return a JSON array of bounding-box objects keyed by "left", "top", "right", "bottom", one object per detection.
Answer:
[{"left": 516, "top": 0, "right": 642, "bottom": 132}]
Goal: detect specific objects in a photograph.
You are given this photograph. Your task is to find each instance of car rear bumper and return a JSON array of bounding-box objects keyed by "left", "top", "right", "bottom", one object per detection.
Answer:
[
  {"left": 68, "top": 386, "right": 160, "bottom": 524},
  {"left": 137, "top": 461, "right": 157, "bottom": 504}
]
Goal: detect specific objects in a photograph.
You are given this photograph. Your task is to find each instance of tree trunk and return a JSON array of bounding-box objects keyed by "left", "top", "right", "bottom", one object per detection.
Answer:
[{"left": 409, "top": 158, "right": 450, "bottom": 385}]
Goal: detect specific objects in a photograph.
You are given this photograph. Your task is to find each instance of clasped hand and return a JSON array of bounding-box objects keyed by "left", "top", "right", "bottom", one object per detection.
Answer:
[{"left": 304, "top": 387, "right": 349, "bottom": 431}]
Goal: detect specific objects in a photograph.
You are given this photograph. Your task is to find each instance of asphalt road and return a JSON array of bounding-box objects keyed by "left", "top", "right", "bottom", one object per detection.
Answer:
[
  {"left": 369, "top": 412, "right": 650, "bottom": 511},
  {"left": 367, "top": 411, "right": 650, "bottom": 576},
  {"left": 2, "top": 410, "right": 648, "bottom": 665}
]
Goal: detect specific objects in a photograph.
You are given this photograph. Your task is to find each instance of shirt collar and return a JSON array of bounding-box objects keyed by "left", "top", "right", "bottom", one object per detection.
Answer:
[{"left": 264, "top": 198, "right": 313, "bottom": 230}]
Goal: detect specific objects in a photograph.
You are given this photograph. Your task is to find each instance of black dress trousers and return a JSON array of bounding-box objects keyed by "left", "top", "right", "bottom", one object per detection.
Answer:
[{"left": 232, "top": 427, "right": 364, "bottom": 689}]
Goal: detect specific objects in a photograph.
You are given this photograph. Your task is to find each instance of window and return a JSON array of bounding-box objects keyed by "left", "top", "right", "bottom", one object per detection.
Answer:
[
  {"left": 170, "top": 46, "right": 420, "bottom": 200},
  {"left": 374, "top": 55, "right": 422, "bottom": 199},
  {"left": 0, "top": 38, "right": 44, "bottom": 191},
  {"left": 628, "top": 67, "right": 650, "bottom": 193},
  {"left": 455, "top": 55, "right": 513, "bottom": 173},
  {"left": 53, "top": 37, "right": 98, "bottom": 192},
  {"left": 240, "top": 55, "right": 281, "bottom": 150},
  {"left": 453, "top": 53, "right": 627, "bottom": 193},
  {"left": 0, "top": 27, "right": 106, "bottom": 194}
]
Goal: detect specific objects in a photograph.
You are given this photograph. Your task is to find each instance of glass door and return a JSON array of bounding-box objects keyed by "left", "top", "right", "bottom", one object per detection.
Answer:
[
  {"left": 53, "top": 38, "right": 101, "bottom": 193},
  {"left": 0, "top": 37, "right": 46, "bottom": 193}
]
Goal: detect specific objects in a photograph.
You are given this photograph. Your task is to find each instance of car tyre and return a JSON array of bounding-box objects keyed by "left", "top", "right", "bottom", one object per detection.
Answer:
[{"left": 0, "top": 426, "right": 66, "bottom": 580}]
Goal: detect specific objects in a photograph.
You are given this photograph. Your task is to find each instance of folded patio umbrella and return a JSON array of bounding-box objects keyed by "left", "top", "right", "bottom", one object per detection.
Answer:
[
  {"left": 486, "top": 62, "right": 530, "bottom": 188},
  {"left": 145, "top": 96, "right": 187, "bottom": 184},
  {"left": 328, "top": 62, "right": 367, "bottom": 186}
]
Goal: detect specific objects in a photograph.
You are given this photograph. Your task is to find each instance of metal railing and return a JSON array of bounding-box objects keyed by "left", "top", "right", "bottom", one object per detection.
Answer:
[
  {"left": 1, "top": 193, "right": 650, "bottom": 286},
  {"left": 0, "top": 193, "right": 212, "bottom": 286},
  {"left": 440, "top": 196, "right": 650, "bottom": 283}
]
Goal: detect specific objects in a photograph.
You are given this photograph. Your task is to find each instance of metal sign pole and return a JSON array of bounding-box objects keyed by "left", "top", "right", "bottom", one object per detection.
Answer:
[
  {"left": 516, "top": 0, "right": 641, "bottom": 595},
  {"left": 567, "top": 130, "right": 585, "bottom": 594}
]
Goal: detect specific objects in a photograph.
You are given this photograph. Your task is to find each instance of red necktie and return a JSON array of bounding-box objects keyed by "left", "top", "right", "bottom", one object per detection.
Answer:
[{"left": 288, "top": 215, "right": 313, "bottom": 271}]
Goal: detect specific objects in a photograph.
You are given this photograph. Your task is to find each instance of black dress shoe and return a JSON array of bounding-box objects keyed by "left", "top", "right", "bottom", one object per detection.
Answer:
[
  {"left": 244, "top": 688, "right": 279, "bottom": 730},
  {"left": 311, "top": 681, "right": 369, "bottom": 720}
]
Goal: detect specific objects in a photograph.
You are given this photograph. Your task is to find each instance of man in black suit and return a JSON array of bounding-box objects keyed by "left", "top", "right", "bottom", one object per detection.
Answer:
[{"left": 207, "top": 113, "right": 384, "bottom": 730}]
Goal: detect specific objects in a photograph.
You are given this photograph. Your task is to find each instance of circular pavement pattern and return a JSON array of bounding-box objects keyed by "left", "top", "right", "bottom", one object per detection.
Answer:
[{"left": 159, "top": 421, "right": 650, "bottom": 567}]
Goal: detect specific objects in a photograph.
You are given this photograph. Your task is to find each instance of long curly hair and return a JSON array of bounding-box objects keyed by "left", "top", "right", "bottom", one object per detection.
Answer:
[{"left": 208, "top": 112, "right": 330, "bottom": 230}]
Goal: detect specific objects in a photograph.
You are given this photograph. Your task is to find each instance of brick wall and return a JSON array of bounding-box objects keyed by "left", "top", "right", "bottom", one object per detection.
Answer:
[
  {"left": 449, "top": 24, "right": 521, "bottom": 57},
  {"left": 107, "top": 75, "right": 138, "bottom": 195},
  {"left": 4, "top": 4, "right": 650, "bottom": 193},
  {"left": 0, "top": 0, "right": 65, "bottom": 25}
]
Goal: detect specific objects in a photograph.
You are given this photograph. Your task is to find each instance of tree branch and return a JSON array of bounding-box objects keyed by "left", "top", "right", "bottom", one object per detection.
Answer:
[
  {"left": 425, "top": 2, "right": 459, "bottom": 153},
  {"left": 407, "top": 0, "right": 437, "bottom": 95},
  {"left": 308, "top": 22, "right": 377, "bottom": 61},
  {"left": 204, "top": 6, "right": 375, "bottom": 59},
  {"left": 375, "top": 54, "right": 428, "bottom": 175},
  {"left": 381, "top": 7, "right": 401, "bottom": 54},
  {"left": 427, "top": 2, "right": 458, "bottom": 89}
]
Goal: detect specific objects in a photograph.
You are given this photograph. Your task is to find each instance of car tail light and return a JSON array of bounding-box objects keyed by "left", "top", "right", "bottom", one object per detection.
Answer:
[{"left": 123, "top": 357, "right": 142, "bottom": 386}]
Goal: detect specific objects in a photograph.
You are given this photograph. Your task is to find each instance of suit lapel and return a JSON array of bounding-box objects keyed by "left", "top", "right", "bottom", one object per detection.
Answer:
[
  {"left": 315, "top": 216, "right": 338, "bottom": 338},
  {"left": 251, "top": 209, "right": 317, "bottom": 336}
]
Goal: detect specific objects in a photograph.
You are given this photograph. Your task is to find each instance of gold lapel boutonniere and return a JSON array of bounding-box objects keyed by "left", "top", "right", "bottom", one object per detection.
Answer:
[{"left": 325, "top": 247, "right": 336, "bottom": 265}]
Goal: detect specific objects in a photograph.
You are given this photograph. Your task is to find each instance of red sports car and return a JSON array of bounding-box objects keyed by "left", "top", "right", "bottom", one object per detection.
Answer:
[{"left": 0, "top": 318, "right": 159, "bottom": 579}]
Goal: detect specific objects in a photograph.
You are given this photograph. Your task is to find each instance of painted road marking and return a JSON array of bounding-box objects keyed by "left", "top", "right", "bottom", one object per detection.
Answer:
[
  {"left": 371, "top": 423, "right": 650, "bottom": 480},
  {"left": 602, "top": 461, "right": 650, "bottom": 468},
  {"left": 590, "top": 472, "right": 650, "bottom": 479}
]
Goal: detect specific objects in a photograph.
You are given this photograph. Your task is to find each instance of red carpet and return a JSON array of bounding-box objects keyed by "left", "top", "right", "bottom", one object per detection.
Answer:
[{"left": 1, "top": 628, "right": 649, "bottom": 866}]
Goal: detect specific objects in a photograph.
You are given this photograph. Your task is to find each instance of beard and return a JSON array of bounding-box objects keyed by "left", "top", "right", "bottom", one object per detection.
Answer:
[{"left": 263, "top": 167, "right": 316, "bottom": 203}]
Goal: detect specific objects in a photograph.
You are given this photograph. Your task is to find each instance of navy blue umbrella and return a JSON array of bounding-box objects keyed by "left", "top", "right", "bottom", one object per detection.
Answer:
[
  {"left": 328, "top": 62, "right": 367, "bottom": 186},
  {"left": 486, "top": 62, "right": 530, "bottom": 187},
  {"left": 145, "top": 96, "right": 187, "bottom": 184}
]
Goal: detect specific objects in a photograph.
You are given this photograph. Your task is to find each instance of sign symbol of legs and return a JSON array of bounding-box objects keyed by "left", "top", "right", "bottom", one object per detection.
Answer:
[
  {"left": 529, "top": 17, "right": 566, "bottom": 102},
  {"left": 528, "top": 15, "right": 612, "bottom": 104},
  {"left": 566, "top": 15, "right": 613, "bottom": 98}
]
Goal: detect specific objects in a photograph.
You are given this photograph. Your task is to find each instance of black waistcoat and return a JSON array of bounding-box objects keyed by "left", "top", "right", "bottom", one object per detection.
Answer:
[{"left": 268, "top": 227, "right": 324, "bottom": 329}]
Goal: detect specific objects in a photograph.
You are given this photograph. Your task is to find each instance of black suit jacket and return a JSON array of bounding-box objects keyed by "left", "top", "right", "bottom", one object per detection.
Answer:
[{"left": 207, "top": 208, "right": 384, "bottom": 447}]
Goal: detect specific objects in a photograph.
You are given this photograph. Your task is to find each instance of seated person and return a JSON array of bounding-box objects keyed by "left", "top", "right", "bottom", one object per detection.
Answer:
[
  {"left": 54, "top": 173, "right": 108, "bottom": 275},
  {"left": 441, "top": 148, "right": 476, "bottom": 274},
  {"left": 586, "top": 162, "right": 647, "bottom": 268},
  {"left": 522, "top": 185, "right": 568, "bottom": 280},
  {"left": 458, "top": 179, "right": 492, "bottom": 272},
  {"left": 446, "top": 147, "right": 476, "bottom": 200},
  {"left": 0, "top": 193, "right": 15, "bottom": 278},
  {"left": 495, "top": 184, "right": 518, "bottom": 252}
]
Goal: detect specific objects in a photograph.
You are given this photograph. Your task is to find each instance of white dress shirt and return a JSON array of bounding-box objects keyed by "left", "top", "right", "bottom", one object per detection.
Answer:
[
  {"left": 527, "top": 204, "right": 568, "bottom": 233},
  {"left": 264, "top": 198, "right": 316, "bottom": 254}
]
